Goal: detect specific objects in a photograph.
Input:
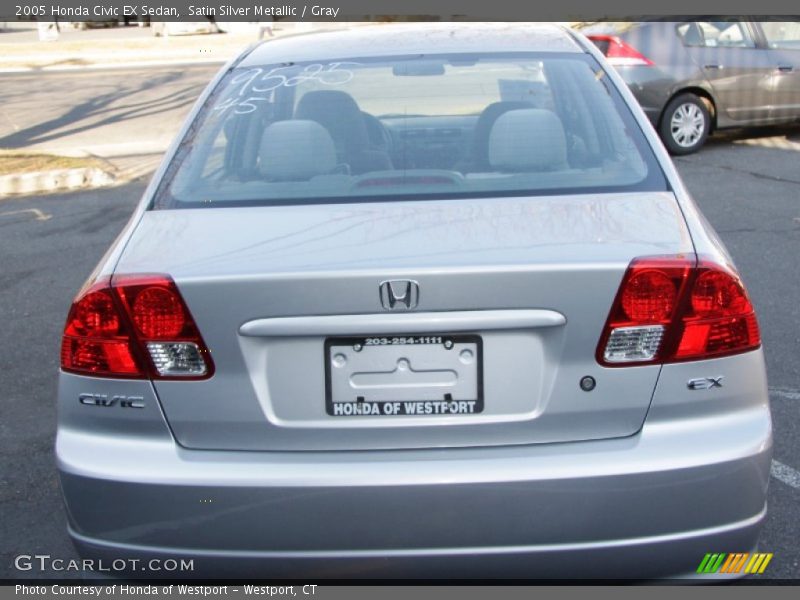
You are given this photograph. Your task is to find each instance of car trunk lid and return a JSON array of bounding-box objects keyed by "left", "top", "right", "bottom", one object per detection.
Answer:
[{"left": 115, "top": 191, "right": 692, "bottom": 451}]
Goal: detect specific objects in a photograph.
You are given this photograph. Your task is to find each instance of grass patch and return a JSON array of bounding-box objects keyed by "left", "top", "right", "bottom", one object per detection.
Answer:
[{"left": 0, "top": 153, "right": 111, "bottom": 176}]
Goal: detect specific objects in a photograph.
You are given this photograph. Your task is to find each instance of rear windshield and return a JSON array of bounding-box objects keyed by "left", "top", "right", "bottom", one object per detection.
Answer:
[{"left": 153, "top": 52, "right": 667, "bottom": 209}]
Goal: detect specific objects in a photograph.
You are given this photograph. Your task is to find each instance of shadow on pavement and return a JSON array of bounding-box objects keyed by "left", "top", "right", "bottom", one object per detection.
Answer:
[{"left": 0, "top": 69, "right": 204, "bottom": 149}]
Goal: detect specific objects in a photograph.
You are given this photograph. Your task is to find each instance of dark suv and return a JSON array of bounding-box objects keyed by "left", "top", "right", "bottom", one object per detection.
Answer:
[{"left": 579, "top": 20, "right": 800, "bottom": 153}]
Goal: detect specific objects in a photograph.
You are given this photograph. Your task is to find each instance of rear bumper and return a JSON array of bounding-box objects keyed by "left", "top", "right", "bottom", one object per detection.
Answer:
[
  {"left": 69, "top": 512, "right": 764, "bottom": 580},
  {"left": 57, "top": 404, "right": 772, "bottom": 579}
]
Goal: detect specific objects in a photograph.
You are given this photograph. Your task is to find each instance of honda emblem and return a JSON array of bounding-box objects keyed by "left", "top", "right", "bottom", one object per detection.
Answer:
[{"left": 379, "top": 280, "right": 419, "bottom": 310}]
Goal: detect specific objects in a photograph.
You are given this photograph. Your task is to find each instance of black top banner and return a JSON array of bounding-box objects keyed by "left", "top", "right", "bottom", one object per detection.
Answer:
[{"left": 1, "top": 0, "right": 799, "bottom": 22}]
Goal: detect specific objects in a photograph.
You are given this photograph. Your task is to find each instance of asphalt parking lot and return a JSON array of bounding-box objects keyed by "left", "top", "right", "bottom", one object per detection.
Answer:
[{"left": 1, "top": 67, "right": 799, "bottom": 580}]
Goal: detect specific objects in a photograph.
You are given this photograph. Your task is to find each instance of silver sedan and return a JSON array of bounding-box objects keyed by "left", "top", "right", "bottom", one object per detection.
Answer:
[{"left": 56, "top": 23, "right": 771, "bottom": 579}]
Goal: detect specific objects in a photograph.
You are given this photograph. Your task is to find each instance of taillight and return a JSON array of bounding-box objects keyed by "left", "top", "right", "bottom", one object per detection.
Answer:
[
  {"left": 588, "top": 34, "right": 654, "bottom": 67},
  {"left": 61, "top": 274, "right": 214, "bottom": 379},
  {"left": 674, "top": 263, "right": 760, "bottom": 360},
  {"left": 597, "top": 256, "right": 760, "bottom": 366},
  {"left": 61, "top": 278, "right": 143, "bottom": 377}
]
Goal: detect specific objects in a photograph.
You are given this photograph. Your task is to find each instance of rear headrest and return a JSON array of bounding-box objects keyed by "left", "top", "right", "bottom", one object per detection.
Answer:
[
  {"left": 488, "top": 109, "right": 567, "bottom": 172},
  {"left": 295, "top": 90, "right": 370, "bottom": 151},
  {"left": 471, "top": 101, "right": 534, "bottom": 169},
  {"left": 259, "top": 120, "right": 337, "bottom": 181}
]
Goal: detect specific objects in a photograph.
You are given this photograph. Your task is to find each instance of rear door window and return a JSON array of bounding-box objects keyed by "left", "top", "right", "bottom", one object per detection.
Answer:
[
  {"left": 678, "top": 21, "right": 756, "bottom": 48},
  {"left": 759, "top": 21, "right": 800, "bottom": 49}
]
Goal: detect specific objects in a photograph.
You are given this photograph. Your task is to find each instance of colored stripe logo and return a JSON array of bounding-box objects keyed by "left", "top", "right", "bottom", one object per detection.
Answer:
[{"left": 697, "top": 553, "right": 773, "bottom": 574}]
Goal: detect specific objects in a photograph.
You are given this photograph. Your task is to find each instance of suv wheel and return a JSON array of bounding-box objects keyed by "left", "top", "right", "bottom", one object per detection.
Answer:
[{"left": 660, "top": 94, "right": 710, "bottom": 155}]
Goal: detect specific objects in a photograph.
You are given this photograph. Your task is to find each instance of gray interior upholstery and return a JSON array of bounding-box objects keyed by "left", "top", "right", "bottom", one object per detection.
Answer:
[
  {"left": 469, "top": 101, "right": 534, "bottom": 170},
  {"left": 488, "top": 109, "right": 568, "bottom": 172},
  {"left": 295, "top": 90, "right": 392, "bottom": 174},
  {"left": 258, "top": 120, "right": 337, "bottom": 181}
]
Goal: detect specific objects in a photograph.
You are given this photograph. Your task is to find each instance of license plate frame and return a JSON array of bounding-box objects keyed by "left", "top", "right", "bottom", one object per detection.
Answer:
[{"left": 324, "top": 334, "right": 483, "bottom": 417}]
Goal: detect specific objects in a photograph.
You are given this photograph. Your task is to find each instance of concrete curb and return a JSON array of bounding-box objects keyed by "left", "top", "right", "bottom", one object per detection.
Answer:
[
  {"left": 0, "top": 57, "right": 227, "bottom": 73},
  {"left": 0, "top": 166, "right": 116, "bottom": 196}
]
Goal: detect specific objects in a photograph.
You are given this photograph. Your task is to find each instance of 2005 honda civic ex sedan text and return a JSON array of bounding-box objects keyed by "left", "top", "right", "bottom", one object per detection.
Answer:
[{"left": 56, "top": 23, "right": 772, "bottom": 579}]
